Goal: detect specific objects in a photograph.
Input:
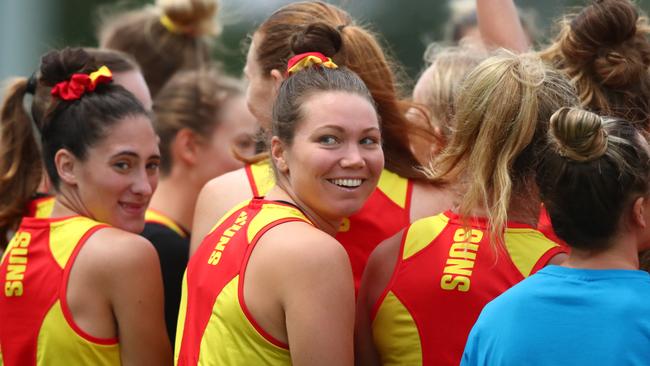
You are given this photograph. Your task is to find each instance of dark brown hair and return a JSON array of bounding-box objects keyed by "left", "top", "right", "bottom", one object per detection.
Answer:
[
  {"left": 537, "top": 107, "right": 650, "bottom": 250},
  {"left": 540, "top": 0, "right": 650, "bottom": 130},
  {"left": 253, "top": 1, "right": 427, "bottom": 179},
  {"left": 0, "top": 48, "right": 148, "bottom": 247}
]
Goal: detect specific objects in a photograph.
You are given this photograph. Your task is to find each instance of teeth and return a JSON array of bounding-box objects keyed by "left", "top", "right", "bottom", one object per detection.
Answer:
[{"left": 330, "top": 178, "right": 362, "bottom": 188}]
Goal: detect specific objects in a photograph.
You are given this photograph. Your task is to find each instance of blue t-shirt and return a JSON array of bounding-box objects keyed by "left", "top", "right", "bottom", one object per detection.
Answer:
[{"left": 461, "top": 265, "right": 650, "bottom": 366}]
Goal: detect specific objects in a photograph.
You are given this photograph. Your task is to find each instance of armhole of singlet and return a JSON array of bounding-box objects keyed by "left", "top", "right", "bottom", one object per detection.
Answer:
[
  {"left": 404, "top": 178, "right": 414, "bottom": 217},
  {"left": 530, "top": 244, "right": 568, "bottom": 275},
  {"left": 370, "top": 228, "right": 408, "bottom": 322},
  {"left": 237, "top": 217, "right": 307, "bottom": 350},
  {"left": 59, "top": 225, "right": 119, "bottom": 345},
  {"left": 244, "top": 164, "right": 260, "bottom": 197}
]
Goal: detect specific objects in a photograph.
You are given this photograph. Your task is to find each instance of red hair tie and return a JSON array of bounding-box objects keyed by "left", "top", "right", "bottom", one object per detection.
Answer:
[
  {"left": 50, "top": 65, "right": 113, "bottom": 101},
  {"left": 286, "top": 52, "right": 338, "bottom": 76}
]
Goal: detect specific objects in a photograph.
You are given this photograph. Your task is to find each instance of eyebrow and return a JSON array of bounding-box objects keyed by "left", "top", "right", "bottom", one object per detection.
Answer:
[
  {"left": 317, "top": 125, "right": 380, "bottom": 133},
  {"left": 111, "top": 151, "right": 161, "bottom": 160}
]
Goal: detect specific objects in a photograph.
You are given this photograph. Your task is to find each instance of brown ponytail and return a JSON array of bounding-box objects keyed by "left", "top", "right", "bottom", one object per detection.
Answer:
[{"left": 0, "top": 79, "right": 42, "bottom": 248}]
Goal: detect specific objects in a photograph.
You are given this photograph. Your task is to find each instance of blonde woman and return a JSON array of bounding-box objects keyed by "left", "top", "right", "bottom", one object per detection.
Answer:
[{"left": 356, "top": 51, "right": 577, "bottom": 366}]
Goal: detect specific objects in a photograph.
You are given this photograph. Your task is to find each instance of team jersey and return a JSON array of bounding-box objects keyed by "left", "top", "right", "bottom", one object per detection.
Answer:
[
  {"left": 143, "top": 209, "right": 190, "bottom": 346},
  {"left": 371, "top": 211, "right": 568, "bottom": 366},
  {"left": 175, "top": 198, "right": 312, "bottom": 365},
  {"left": 245, "top": 159, "right": 412, "bottom": 290},
  {"left": 25, "top": 195, "right": 56, "bottom": 219},
  {"left": 0, "top": 216, "right": 120, "bottom": 366}
]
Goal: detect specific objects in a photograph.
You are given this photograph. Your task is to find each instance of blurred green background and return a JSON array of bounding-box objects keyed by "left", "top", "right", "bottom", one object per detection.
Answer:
[{"left": 2, "top": 0, "right": 650, "bottom": 87}]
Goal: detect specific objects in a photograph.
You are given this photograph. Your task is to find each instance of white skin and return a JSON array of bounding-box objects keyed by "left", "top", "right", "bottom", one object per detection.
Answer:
[
  {"left": 243, "top": 90, "right": 383, "bottom": 365},
  {"left": 190, "top": 35, "right": 454, "bottom": 257},
  {"left": 149, "top": 94, "right": 259, "bottom": 230},
  {"left": 50, "top": 114, "right": 171, "bottom": 364}
]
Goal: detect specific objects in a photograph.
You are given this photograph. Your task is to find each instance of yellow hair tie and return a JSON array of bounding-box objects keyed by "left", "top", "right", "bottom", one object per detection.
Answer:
[
  {"left": 160, "top": 14, "right": 186, "bottom": 35},
  {"left": 89, "top": 66, "right": 112, "bottom": 85},
  {"left": 286, "top": 52, "right": 338, "bottom": 75}
]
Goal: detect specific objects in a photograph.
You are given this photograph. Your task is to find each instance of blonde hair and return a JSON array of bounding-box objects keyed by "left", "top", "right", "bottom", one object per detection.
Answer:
[
  {"left": 414, "top": 45, "right": 486, "bottom": 142},
  {"left": 427, "top": 50, "right": 578, "bottom": 245},
  {"left": 98, "top": 0, "right": 219, "bottom": 97}
]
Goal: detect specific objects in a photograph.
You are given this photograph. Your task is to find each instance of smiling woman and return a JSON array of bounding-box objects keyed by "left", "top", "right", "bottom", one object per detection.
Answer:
[
  {"left": 0, "top": 48, "right": 171, "bottom": 365},
  {"left": 175, "top": 52, "right": 382, "bottom": 365}
]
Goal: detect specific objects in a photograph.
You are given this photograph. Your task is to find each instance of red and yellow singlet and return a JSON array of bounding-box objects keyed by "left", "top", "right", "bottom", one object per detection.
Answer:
[
  {"left": 0, "top": 216, "right": 120, "bottom": 366},
  {"left": 371, "top": 211, "right": 567, "bottom": 366},
  {"left": 25, "top": 196, "right": 56, "bottom": 219},
  {"left": 245, "top": 159, "right": 412, "bottom": 290},
  {"left": 175, "top": 198, "right": 312, "bottom": 365}
]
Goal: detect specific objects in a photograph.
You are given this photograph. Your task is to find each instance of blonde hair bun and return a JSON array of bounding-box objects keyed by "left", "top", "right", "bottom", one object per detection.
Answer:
[
  {"left": 549, "top": 107, "right": 608, "bottom": 162},
  {"left": 156, "top": 0, "right": 219, "bottom": 36}
]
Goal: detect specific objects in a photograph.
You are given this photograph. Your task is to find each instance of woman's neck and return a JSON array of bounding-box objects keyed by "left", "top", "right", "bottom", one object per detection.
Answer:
[
  {"left": 565, "top": 232, "right": 641, "bottom": 270},
  {"left": 148, "top": 175, "right": 199, "bottom": 231},
  {"left": 264, "top": 185, "right": 340, "bottom": 237}
]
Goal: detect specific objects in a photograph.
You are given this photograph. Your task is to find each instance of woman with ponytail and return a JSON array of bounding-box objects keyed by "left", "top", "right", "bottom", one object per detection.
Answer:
[
  {"left": 191, "top": 1, "right": 451, "bottom": 292},
  {"left": 98, "top": 0, "right": 219, "bottom": 97},
  {"left": 0, "top": 48, "right": 171, "bottom": 365},
  {"left": 462, "top": 107, "right": 650, "bottom": 365},
  {"left": 356, "top": 51, "right": 577, "bottom": 366},
  {"left": 176, "top": 54, "right": 383, "bottom": 365},
  {"left": 0, "top": 48, "right": 153, "bottom": 248}
]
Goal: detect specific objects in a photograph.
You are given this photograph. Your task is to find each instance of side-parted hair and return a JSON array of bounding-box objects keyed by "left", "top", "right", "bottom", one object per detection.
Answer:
[
  {"left": 426, "top": 50, "right": 578, "bottom": 245},
  {"left": 0, "top": 48, "right": 148, "bottom": 247},
  {"left": 98, "top": 0, "right": 219, "bottom": 97},
  {"left": 540, "top": 0, "right": 650, "bottom": 130},
  {"left": 537, "top": 107, "right": 650, "bottom": 251},
  {"left": 254, "top": 1, "right": 427, "bottom": 179}
]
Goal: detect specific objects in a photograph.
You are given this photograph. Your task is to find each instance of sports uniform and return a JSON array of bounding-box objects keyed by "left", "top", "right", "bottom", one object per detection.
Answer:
[
  {"left": 0, "top": 216, "right": 119, "bottom": 365},
  {"left": 371, "top": 211, "right": 567, "bottom": 366},
  {"left": 245, "top": 159, "right": 412, "bottom": 290},
  {"left": 175, "top": 199, "right": 312, "bottom": 365}
]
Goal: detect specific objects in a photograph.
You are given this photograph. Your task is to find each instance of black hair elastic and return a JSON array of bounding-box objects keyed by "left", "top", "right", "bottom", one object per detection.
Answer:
[{"left": 26, "top": 72, "right": 38, "bottom": 95}]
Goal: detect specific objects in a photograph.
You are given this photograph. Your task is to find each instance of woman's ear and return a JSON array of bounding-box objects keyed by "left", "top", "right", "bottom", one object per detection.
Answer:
[
  {"left": 632, "top": 196, "right": 648, "bottom": 229},
  {"left": 54, "top": 149, "right": 78, "bottom": 186},
  {"left": 172, "top": 128, "right": 201, "bottom": 167},
  {"left": 270, "top": 69, "right": 284, "bottom": 91},
  {"left": 271, "top": 136, "right": 289, "bottom": 174}
]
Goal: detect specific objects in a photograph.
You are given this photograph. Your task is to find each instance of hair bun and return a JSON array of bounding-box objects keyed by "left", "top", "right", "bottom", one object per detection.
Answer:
[
  {"left": 290, "top": 22, "right": 342, "bottom": 58},
  {"left": 560, "top": 0, "right": 650, "bottom": 88},
  {"left": 39, "top": 48, "right": 97, "bottom": 87},
  {"left": 157, "top": 0, "right": 219, "bottom": 36},
  {"left": 549, "top": 107, "right": 608, "bottom": 162}
]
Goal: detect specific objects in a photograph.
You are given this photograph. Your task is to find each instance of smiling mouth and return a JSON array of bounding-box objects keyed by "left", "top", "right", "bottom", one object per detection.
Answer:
[
  {"left": 119, "top": 202, "right": 146, "bottom": 213},
  {"left": 328, "top": 178, "right": 364, "bottom": 188}
]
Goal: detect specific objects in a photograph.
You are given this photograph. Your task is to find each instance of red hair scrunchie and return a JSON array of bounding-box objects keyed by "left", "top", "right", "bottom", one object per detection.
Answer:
[
  {"left": 50, "top": 65, "right": 113, "bottom": 101},
  {"left": 286, "top": 52, "right": 338, "bottom": 76}
]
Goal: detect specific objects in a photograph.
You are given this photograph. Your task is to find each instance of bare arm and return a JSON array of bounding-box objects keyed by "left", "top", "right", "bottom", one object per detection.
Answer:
[
  {"left": 283, "top": 233, "right": 355, "bottom": 366},
  {"left": 103, "top": 231, "right": 172, "bottom": 365},
  {"left": 477, "top": 0, "right": 530, "bottom": 52},
  {"left": 355, "top": 230, "right": 403, "bottom": 366},
  {"left": 190, "top": 168, "right": 253, "bottom": 256}
]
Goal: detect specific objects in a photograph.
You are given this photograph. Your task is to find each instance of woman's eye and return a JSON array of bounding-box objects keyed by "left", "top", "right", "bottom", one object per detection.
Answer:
[
  {"left": 146, "top": 161, "right": 160, "bottom": 171},
  {"left": 319, "top": 135, "right": 339, "bottom": 145},
  {"left": 361, "top": 136, "right": 380, "bottom": 145},
  {"left": 114, "top": 162, "right": 130, "bottom": 171}
]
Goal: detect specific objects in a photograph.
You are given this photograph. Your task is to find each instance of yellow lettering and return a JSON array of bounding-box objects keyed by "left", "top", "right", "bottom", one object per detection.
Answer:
[
  {"left": 4, "top": 232, "right": 31, "bottom": 297},
  {"left": 4, "top": 281, "right": 23, "bottom": 297},
  {"left": 449, "top": 243, "right": 479, "bottom": 260},
  {"left": 453, "top": 228, "right": 483, "bottom": 244},
  {"left": 207, "top": 212, "right": 249, "bottom": 266},
  {"left": 440, "top": 274, "right": 470, "bottom": 292}
]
